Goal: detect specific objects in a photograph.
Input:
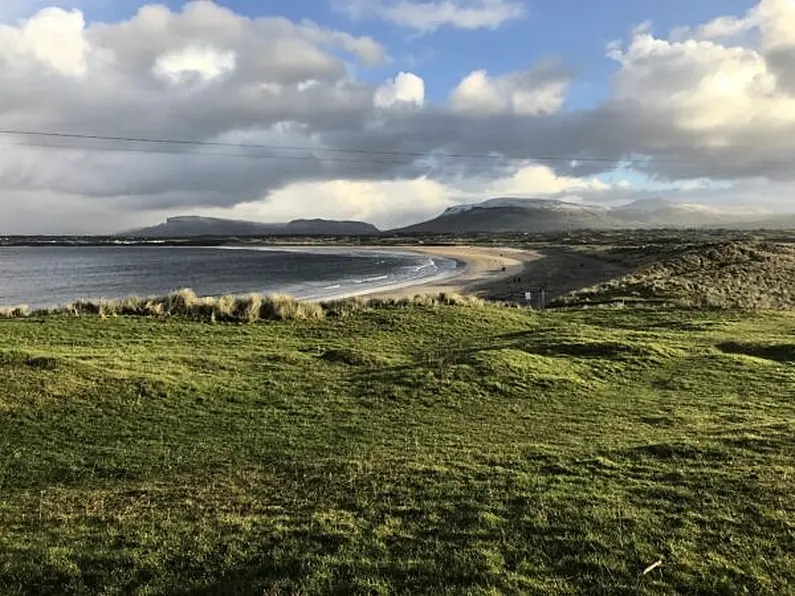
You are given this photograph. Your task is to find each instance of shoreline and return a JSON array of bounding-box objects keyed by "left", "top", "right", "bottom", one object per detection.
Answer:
[
  {"left": 320, "top": 244, "right": 634, "bottom": 305},
  {"left": 0, "top": 244, "right": 631, "bottom": 309},
  {"left": 346, "top": 245, "right": 542, "bottom": 301},
  {"left": 226, "top": 243, "right": 544, "bottom": 302},
  {"left": 219, "top": 244, "right": 466, "bottom": 301}
]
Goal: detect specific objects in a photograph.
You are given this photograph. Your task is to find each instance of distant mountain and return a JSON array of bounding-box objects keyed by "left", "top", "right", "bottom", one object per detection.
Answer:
[
  {"left": 612, "top": 198, "right": 768, "bottom": 227},
  {"left": 122, "top": 216, "right": 380, "bottom": 238},
  {"left": 124, "top": 200, "right": 792, "bottom": 239},
  {"left": 720, "top": 213, "right": 795, "bottom": 230},
  {"left": 394, "top": 197, "right": 777, "bottom": 234},
  {"left": 396, "top": 198, "right": 627, "bottom": 234}
]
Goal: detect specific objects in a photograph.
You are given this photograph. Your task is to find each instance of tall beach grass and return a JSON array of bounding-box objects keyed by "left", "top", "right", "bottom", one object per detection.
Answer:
[{"left": 0, "top": 289, "right": 485, "bottom": 323}]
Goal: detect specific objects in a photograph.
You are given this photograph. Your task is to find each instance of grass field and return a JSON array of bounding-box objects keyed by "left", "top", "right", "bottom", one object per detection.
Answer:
[{"left": 1, "top": 304, "right": 794, "bottom": 594}]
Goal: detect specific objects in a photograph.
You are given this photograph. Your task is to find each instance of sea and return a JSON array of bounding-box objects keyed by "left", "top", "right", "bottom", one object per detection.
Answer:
[{"left": 0, "top": 246, "right": 461, "bottom": 309}]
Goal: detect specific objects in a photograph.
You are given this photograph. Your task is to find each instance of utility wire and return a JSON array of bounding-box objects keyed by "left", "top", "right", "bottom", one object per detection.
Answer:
[
  {"left": 0, "top": 139, "right": 423, "bottom": 166},
  {"left": 0, "top": 128, "right": 671, "bottom": 166}
]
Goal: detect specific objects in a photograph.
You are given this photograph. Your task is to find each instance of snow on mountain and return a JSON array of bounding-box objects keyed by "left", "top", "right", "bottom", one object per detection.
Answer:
[{"left": 443, "top": 197, "right": 608, "bottom": 216}]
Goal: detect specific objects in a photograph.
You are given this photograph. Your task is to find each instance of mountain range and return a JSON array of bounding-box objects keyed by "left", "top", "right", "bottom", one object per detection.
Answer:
[
  {"left": 395, "top": 197, "right": 775, "bottom": 234},
  {"left": 122, "top": 198, "right": 792, "bottom": 238},
  {"left": 123, "top": 216, "right": 380, "bottom": 238}
]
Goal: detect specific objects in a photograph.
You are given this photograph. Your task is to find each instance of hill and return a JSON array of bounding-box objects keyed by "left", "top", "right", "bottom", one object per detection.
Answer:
[
  {"left": 397, "top": 199, "right": 626, "bottom": 234},
  {"left": 611, "top": 198, "right": 769, "bottom": 227},
  {"left": 556, "top": 241, "right": 795, "bottom": 309},
  {"left": 395, "top": 197, "right": 778, "bottom": 234},
  {"left": 123, "top": 216, "right": 379, "bottom": 238},
  {"left": 0, "top": 305, "right": 793, "bottom": 593}
]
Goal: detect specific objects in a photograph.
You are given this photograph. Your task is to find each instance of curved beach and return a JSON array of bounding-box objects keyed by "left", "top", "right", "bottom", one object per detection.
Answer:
[{"left": 340, "top": 245, "right": 543, "bottom": 300}]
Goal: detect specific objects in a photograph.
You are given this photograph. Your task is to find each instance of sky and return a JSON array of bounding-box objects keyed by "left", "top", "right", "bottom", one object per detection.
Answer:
[{"left": 0, "top": 0, "right": 793, "bottom": 233}]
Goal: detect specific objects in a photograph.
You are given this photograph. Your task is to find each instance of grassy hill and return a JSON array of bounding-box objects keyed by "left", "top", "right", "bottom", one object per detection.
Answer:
[
  {"left": 1, "top": 304, "right": 794, "bottom": 594},
  {"left": 556, "top": 241, "right": 795, "bottom": 309}
]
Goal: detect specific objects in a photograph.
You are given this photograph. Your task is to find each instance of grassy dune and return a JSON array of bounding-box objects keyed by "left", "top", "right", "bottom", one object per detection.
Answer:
[
  {"left": 557, "top": 241, "right": 795, "bottom": 309},
  {"left": 1, "top": 304, "right": 794, "bottom": 594}
]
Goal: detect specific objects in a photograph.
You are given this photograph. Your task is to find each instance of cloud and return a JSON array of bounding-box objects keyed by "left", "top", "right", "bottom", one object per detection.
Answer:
[
  {"left": 153, "top": 45, "right": 237, "bottom": 84},
  {"left": 374, "top": 71, "right": 425, "bottom": 108},
  {"left": 450, "top": 62, "right": 570, "bottom": 115},
  {"left": 336, "top": 0, "right": 526, "bottom": 33},
  {"left": 0, "top": 7, "right": 89, "bottom": 76},
  {"left": 3, "top": 0, "right": 795, "bottom": 233},
  {"left": 596, "top": 0, "right": 795, "bottom": 181},
  {"left": 200, "top": 177, "right": 453, "bottom": 229},
  {"left": 487, "top": 164, "right": 612, "bottom": 195},
  {"left": 0, "top": 2, "right": 388, "bottom": 204}
]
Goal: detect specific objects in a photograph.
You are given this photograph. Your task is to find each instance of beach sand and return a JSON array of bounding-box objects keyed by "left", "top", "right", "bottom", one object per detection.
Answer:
[
  {"left": 359, "top": 245, "right": 632, "bottom": 304},
  {"left": 361, "top": 246, "right": 538, "bottom": 300}
]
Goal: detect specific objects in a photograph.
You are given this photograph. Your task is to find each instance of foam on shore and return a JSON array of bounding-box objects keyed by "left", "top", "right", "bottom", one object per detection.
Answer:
[{"left": 217, "top": 245, "right": 466, "bottom": 301}]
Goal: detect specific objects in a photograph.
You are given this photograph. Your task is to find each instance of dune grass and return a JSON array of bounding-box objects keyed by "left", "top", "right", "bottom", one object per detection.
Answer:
[
  {"left": 0, "top": 289, "right": 484, "bottom": 323},
  {"left": 0, "top": 305, "right": 793, "bottom": 594},
  {"left": 557, "top": 241, "right": 795, "bottom": 309}
]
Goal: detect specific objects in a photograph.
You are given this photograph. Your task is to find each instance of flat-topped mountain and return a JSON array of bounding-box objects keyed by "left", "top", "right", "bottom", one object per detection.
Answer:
[{"left": 122, "top": 216, "right": 380, "bottom": 238}]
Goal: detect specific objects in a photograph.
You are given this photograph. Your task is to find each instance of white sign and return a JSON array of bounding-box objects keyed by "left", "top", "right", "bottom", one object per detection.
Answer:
[{"left": 525, "top": 292, "right": 532, "bottom": 301}]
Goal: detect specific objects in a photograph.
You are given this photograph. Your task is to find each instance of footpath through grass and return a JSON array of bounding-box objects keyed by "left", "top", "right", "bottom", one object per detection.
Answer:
[{"left": 0, "top": 305, "right": 794, "bottom": 594}]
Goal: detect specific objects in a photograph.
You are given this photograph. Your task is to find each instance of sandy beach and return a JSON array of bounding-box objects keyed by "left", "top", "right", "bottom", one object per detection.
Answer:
[
  {"left": 226, "top": 242, "right": 633, "bottom": 304},
  {"left": 359, "top": 245, "right": 539, "bottom": 300},
  {"left": 357, "top": 245, "right": 632, "bottom": 304}
]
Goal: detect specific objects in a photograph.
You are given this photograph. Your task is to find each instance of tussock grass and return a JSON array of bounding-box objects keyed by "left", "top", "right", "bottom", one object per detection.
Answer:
[
  {"left": 0, "top": 304, "right": 30, "bottom": 318},
  {"left": 0, "top": 289, "right": 485, "bottom": 323}
]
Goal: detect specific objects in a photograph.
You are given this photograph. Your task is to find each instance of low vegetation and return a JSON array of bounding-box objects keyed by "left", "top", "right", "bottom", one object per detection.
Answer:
[
  {"left": 556, "top": 241, "right": 795, "bottom": 309},
  {"left": 0, "top": 289, "right": 485, "bottom": 323},
  {"left": 1, "top": 304, "right": 793, "bottom": 594}
]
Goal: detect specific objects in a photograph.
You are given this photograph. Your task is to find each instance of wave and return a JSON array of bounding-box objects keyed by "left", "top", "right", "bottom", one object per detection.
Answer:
[
  {"left": 354, "top": 275, "right": 390, "bottom": 284},
  {"left": 215, "top": 245, "right": 462, "bottom": 301}
]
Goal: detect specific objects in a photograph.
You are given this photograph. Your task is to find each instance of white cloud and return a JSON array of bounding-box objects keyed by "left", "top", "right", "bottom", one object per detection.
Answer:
[
  {"left": 697, "top": 15, "right": 753, "bottom": 40},
  {"left": 198, "top": 177, "right": 454, "bottom": 229},
  {"left": 487, "top": 164, "right": 613, "bottom": 195},
  {"left": 154, "top": 45, "right": 236, "bottom": 84},
  {"left": 0, "top": 7, "right": 90, "bottom": 76},
  {"left": 374, "top": 71, "right": 425, "bottom": 108},
  {"left": 449, "top": 70, "right": 503, "bottom": 114},
  {"left": 603, "top": 0, "right": 795, "bottom": 174},
  {"left": 337, "top": 0, "right": 526, "bottom": 33},
  {"left": 757, "top": 0, "right": 795, "bottom": 49},
  {"left": 691, "top": 0, "right": 795, "bottom": 48},
  {"left": 450, "top": 66, "right": 569, "bottom": 115}
]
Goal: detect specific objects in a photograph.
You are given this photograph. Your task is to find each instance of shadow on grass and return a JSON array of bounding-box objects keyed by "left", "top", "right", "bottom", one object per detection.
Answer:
[
  {"left": 348, "top": 329, "right": 671, "bottom": 394},
  {"left": 716, "top": 342, "right": 795, "bottom": 363}
]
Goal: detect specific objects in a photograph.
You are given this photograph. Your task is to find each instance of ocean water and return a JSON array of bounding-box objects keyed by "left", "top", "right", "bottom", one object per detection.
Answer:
[{"left": 0, "top": 246, "right": 461, "bottom": 309}]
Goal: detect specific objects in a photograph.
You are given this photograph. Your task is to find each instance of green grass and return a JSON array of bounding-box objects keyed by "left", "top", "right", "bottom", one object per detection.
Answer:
[{"left": 1, "top": 305, "right": 794, "bottom": 594}]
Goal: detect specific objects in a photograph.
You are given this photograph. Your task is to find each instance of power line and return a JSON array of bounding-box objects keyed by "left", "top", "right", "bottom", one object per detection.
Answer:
[
  {"left": 0, "top": 139, "right": 422, "bottom": 166},
  {"left": 0, "top": 128, "right": 680, "bottom": 166}
]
